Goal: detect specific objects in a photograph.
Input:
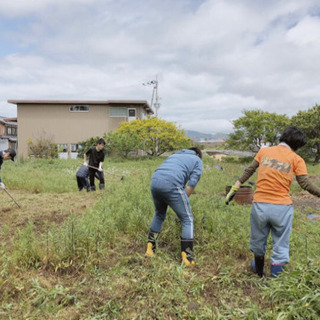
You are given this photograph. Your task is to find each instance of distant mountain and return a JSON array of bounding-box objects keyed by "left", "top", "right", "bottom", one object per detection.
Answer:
[{"left": 185, "top": 130, "right": 229, "bottom": 142}]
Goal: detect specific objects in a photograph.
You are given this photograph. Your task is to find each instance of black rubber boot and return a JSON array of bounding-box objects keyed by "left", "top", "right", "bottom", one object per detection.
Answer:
[
  {"left": 90, "top": 185, "right": 96, "bottom": 192},
  {"left": 251, "top": 255, "right": 265, "bottom": 277},
  {"left": 145, "top": 230, "right": 159, "bottom": 256},
  {"left": 99, "top": 183, "right": 105, "bottom": 190},
  {"left": 181, "top": 238, "right": 195, "bottom": 267}
]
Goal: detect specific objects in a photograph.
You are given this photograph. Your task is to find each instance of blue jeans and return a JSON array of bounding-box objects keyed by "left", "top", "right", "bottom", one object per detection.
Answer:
[
  {"left": 150, "top": 178, "right": 194, "bottom": 239},
  {"left": 250, "top": 202, "right": 293, "bottom": 264}
]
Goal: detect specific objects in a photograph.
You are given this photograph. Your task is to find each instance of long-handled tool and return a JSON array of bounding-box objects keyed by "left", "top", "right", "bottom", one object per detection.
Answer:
[
  {"left": 86, "top": 164, "right": 125, "bottom": 181},
  {"left": 3, "top": 188, "right": 21, "bottom": 208}
]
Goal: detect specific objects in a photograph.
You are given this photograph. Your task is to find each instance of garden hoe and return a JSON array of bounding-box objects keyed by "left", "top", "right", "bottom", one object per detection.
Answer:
[
  {"left": 3, "top": 187, "right": 21, "bottom": 208},
  {"left": 86, "top": 164, "right": 125, "bottom": 181}
]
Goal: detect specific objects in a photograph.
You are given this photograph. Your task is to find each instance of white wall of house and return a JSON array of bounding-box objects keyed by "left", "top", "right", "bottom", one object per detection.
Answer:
[{"left": 0, "top": 139, "right": 8, "bottom": 150}]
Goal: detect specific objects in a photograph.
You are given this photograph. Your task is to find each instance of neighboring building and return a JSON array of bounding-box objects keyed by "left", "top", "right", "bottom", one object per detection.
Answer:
[
  {"left": 8, "top": 100, "right": 153, "bottom": 158},
  {"left": 0, "top": 116, "right": 18, "bottom": 152}
]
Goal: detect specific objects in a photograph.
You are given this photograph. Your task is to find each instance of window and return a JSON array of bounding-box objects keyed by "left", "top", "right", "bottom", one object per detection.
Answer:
[
  {"left": 58, "top": 144, "right": 68, "bottom": 152},
  {"left": 110, "top": 107, "right": 127, "bottom": 117},
  {"left": 58, "top": 144, "right": 81, "bottom": 153},
  {"left": 70, "top": 144, "right": 80, "bottom": 152},
  {"left": 6, "top": 127, "right": 16, "bottom": 135},
  {"left": 128, "top": 108, "right": 136, "bottom": 121},
  {"left": 69, "top": 105, "right": 90, "bottom": 112},
  {"left": 128, "top": 109, "right": 136, "bottom": 117}
]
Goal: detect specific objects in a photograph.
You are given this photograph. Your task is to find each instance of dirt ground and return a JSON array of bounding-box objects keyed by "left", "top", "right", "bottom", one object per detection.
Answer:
[
  {"left": 292, "top": 191, "right": 320, "bottom": 216},
  {"left": 292, "top": 175, "right": 320, "bottom": 214},
  {"left": 0, "top": 189, "right": 98, "bottom": 241}
]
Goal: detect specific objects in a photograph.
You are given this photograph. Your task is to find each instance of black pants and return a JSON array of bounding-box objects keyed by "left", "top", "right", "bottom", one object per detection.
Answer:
[
  {"left": 76, "top": 176, "right": 89, "bottom": 191},
  {"left": 89, "top": 168, "right": 105, "bottom": 187}
]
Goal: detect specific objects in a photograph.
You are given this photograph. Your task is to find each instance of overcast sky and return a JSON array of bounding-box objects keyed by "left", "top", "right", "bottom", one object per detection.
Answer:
[{"left": 1, "top": 0, "right": 320, "bottom": 133}]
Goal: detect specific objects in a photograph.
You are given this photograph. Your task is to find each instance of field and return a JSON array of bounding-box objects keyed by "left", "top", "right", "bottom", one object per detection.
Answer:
[{"left": 1, "top": 156, "right": 320, "bottom": 319}]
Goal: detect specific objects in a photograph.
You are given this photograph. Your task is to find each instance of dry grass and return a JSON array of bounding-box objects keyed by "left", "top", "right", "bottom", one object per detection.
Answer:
[{"left": 0, "top": 190, "right": 97, "bottom": 241}]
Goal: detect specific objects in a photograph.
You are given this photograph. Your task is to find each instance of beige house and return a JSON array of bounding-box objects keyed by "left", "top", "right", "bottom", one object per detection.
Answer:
[{"left": 8, "top": 100, "right": 153, "bottom": 158}]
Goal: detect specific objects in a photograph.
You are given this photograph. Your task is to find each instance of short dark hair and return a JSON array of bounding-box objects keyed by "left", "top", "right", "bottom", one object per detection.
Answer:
[
  {"left": 4, "top": 148, "right": 16, "bottom": 161},
  {"left": 189, "top": 146, "right": 202, "bottom": 159},
  {"left": 279, "top": 126, "right": 307, "bottom": 151},
  {"left": 97, "top": 138, "right": 106, "bottom": 145}
]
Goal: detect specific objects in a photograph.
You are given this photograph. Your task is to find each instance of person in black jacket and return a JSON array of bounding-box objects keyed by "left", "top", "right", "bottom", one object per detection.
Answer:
[{"left": 84, "top": 138, "right": 105, "bottom": 191}]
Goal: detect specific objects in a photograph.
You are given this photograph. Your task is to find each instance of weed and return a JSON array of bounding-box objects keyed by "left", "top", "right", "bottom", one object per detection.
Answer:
[{"left": 1, "top": 156, "right": 320, "bottom": 318}]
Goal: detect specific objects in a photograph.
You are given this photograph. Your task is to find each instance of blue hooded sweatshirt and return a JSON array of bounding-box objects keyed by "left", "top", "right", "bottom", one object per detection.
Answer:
[{"left": 152, "top": 149, "right": 203, "bottom": 188}]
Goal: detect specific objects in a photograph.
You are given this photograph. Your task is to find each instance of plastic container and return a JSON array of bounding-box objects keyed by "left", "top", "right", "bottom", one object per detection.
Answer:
[
  {"left": 308, "top": 214, "right": 320, "bottom": 222},
  {"left": 226, "top": 185, "right": 253, "bottom": 205}
]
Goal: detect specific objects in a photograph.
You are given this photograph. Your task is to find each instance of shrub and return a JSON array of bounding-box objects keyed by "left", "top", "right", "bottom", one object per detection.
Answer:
[{"left": 27, "top": 132, "right": 58, "bottom": 159}]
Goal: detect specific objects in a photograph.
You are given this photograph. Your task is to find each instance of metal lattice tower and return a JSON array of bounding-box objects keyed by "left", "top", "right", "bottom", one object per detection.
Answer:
[{"left": 143, "top": 75, "right": 160, "bottom": 116}]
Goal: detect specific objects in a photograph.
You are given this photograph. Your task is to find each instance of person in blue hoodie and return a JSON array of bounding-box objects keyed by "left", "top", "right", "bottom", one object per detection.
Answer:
[
  {"left": 76, "top": 164, "right": 90, "bottom": 192},
  {"left": 145, "top": 147, "right": 203, "bottom": 267},
  {"left": 0, "top": 148, "right": 16, "bottom": 190}
]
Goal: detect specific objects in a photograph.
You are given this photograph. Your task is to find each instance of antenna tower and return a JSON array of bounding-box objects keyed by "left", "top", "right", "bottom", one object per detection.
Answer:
[{"left": 143, "top": 75, "right": 160, "bottom": 116}]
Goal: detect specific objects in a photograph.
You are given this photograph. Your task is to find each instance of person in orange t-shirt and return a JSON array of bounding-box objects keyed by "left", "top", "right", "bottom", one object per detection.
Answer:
[{"left": 226, "top": 126, "right": 320, "bottom": 277}]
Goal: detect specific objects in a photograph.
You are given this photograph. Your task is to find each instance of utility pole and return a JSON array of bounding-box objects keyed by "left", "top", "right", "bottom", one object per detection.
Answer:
[{"left": 143, "top": 75, "right": 161, "bottom": 116}]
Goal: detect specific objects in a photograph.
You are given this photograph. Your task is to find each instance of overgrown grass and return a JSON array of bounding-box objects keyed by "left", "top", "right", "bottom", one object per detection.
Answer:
[{"left": 1, "top": 156, "right": 320, "bottom": 319}]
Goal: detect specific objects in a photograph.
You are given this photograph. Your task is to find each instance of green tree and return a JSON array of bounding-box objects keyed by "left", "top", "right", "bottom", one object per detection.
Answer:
[
  {"left": 103, "top": 131, "right": 142, "bottom": 158},
  {"left": 117, "top": 117, "right": 192, "bottom": 156},
  {"left": 226, "top": 109, "right": 289, "bottom": 151},
  {"left": 291, "top": 104, "right": 320, "bottom": 163}
]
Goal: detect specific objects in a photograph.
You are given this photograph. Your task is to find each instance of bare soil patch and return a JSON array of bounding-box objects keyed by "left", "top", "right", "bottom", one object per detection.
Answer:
[
  {"left": 0, "top": 189, "right": 98, "bottom": 241},
  {"left": 292, "top": 190, "right": 320, "bottom": 214}
]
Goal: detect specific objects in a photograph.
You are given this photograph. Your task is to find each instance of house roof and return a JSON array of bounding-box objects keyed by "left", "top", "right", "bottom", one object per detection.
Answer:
[
  {"left": 0, "top": 116, "right": 18, "bottom": 126},
  {"left": 8, "top": 99, "right": 154, "bottom": 114}
]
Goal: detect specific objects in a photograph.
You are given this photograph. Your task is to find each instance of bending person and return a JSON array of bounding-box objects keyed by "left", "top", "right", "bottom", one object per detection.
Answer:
[
  {"left": 146, "top": 147, "right": 203, "bottom": 267},
  {"left": 0, "top": 148, "right": 16, "bottom": 190}
]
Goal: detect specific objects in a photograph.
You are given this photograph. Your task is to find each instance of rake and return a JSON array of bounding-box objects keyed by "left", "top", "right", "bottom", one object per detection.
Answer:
[
  {"left": 86, "top": 164, "right": 125, "bottom": 181},
  {"left": 3, "top": 188, "right": 21, "bottom": 208}
]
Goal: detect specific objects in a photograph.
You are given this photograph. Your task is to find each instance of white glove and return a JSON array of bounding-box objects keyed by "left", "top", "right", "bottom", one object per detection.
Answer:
[
  {"left": 0, "top": 182, "right": 5, "bottom": 189},
  {"left": 98, "top": 166, "right": 103, "bottom": 172},
  {"left": 83, "top": 162, "right": 88, "bottom": 166}
]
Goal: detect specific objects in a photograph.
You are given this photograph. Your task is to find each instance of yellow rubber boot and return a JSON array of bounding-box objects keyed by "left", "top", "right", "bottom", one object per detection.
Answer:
[
  {"left": 181, "top": 251, "right": 195, "bottom": 267},
  {"left": 181, "top": 238, "right": 195, "bottom": 267},
  {"left": 145, "top": 230, "right": 159, "bottom": 256},
  {"left": 146, "top": 242, "right": 155, "bottom": 256}
]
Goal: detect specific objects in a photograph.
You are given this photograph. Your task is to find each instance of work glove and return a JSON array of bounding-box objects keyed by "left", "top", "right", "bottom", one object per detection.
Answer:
[
  {"left": 0, "top": 182, "right": 5, "bottom": 190},
  {"left": 83, "top": 162, "right": 88, "bottom": 166},
  {"left": 225, "top": 185, "right": 239, "bottom": 205}
]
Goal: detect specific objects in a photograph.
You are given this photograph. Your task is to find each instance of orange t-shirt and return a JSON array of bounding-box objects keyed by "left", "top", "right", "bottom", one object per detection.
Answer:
[{"left": 254, "top": 145, "right": 307, "bottom": 204}]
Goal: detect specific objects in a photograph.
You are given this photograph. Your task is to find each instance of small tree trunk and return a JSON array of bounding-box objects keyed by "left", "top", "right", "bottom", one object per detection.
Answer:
[
  {"left": 313, "top": 144, "right": 320, "bottom": 164},
  {"left": 314, "top": 152, "right": 320, "bottom": 164}
]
